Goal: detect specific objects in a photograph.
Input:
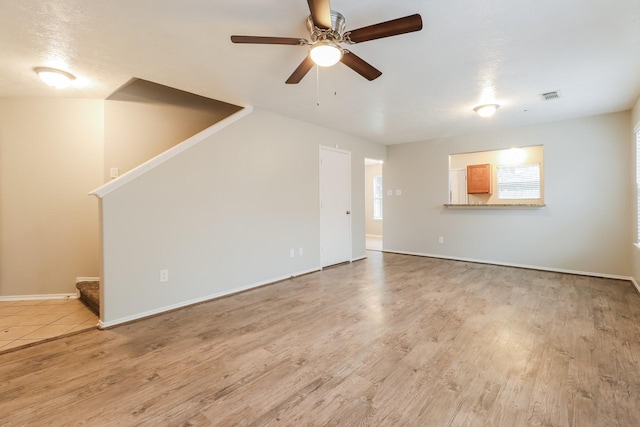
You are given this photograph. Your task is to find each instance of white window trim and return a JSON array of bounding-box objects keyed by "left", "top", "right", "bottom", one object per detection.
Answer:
[{"left": 635, "top": 127, "right": 640, "bottom": 246}]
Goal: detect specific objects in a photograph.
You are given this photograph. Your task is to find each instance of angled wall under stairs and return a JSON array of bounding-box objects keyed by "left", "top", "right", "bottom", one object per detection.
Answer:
[{"left": 104, "top": 78, "right": 242, "bottom": 182}]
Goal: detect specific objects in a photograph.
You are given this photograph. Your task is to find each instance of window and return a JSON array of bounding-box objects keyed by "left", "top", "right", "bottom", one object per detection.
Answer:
[
  {"left": 373, "top": 175, "right": 383, "bottom": 220},
  {"left": 497, "top": 163, "right": 541, "bottom": 200},
  {"left": 636, "top": 129, "right": 640, "bottom": 243}
]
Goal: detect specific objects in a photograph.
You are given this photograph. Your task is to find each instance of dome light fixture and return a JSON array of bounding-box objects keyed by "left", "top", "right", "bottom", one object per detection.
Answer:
[
  {"left": 309, "top": 40, "right": 343, "bottom": 67},
  {"left": 473, "top": 103, "right": 499, "bottom": 118},
  {"left": 34, "top": 67, "right": 76, "bottom": 89}
]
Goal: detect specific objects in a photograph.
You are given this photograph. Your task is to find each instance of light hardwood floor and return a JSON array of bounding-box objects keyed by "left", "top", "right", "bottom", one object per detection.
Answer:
[{"left": 1, "top": 251, "right": 639, "bottom": 426}]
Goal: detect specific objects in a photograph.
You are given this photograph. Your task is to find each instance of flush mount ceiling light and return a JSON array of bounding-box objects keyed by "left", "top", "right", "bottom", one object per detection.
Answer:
[
  {"left": 473, "top": 103, "right": 499, "bottom": 118},
  {"left": 309, "top": 40, "right": 344, "bottom": 67},
  {"left": 34, "top": 67, "right": 75, "bottom": 89}
]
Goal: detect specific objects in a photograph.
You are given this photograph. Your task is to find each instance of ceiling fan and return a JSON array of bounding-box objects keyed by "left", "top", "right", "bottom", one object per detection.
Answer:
[{"left": 230, "top": 0, "right": 423, "bottom": 84}]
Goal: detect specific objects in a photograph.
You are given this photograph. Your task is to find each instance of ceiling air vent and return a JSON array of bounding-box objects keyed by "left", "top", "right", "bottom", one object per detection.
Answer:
[{"left": 541, "top": 91, "right": 561, "bottom": 101}]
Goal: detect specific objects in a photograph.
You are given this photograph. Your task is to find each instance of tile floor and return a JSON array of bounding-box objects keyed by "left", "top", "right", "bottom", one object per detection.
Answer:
[
  {"left": 366, "top": 235, "right": 383, "bottom": 251},
  {"left": 0, "top": 298, "right": 98, "bottom": 352}
]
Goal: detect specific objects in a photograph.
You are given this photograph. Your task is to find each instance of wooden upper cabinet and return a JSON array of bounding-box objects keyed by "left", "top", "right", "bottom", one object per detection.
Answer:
[{"left": 467, "top": 164, "right": 492, "bottom": 194}]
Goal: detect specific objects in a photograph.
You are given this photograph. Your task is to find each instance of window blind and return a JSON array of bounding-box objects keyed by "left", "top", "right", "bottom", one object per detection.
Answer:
[
  {"left": 497, "top": 164, "right": 541, "bottom": 199},
  {"left": 373, "top": 175, "right": 383, "bottom": 219}
]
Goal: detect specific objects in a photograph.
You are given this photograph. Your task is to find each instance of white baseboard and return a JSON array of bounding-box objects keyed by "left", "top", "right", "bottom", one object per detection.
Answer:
[
  {"left": 291, "top": 266, "right": 322, "bottom": 277},
  {"left": 0, "top": 278, "right": 100, "bottom": 301},
  {"left": 352, "top": 255, "right": 367, "bottom": 262},
  {"left": 382, "top": 249, "right": 637, "bottom": 285},
  {"left": 76, "top": 277, "right": 100, "bottom": 283},
  {"left": 99, "top": 265, "right": 322, "bottom": 329},
  {"left": 0, "top": 293, "right": 78, "bottom": 302}
]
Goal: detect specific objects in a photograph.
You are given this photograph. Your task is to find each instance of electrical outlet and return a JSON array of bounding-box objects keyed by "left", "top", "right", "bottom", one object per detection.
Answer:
[
  {"left": 438, "top": 236, "right": 444, "bottom": 244},
  {"left": 110, "top": 167, "right": 119, "bottom": 179},
  {"left": 299, "top": 247, "right": 304, "bottom": 256},
  {"left": 159, "top": 269, "right": 169, "bottom": 282},
  {"left": 290, "top": 249, "right": 295, "bottom": 258}
]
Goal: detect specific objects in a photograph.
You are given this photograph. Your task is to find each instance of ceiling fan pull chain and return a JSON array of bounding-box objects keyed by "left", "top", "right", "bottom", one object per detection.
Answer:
[{"left": 316, "top": 65, "right": 320, "bottom": 106}]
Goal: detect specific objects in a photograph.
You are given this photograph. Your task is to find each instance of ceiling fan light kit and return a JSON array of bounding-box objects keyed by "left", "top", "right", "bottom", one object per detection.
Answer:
[
  {"left": 309, "top": 40, "right": 343, "bottom": 67},
  {"left": 230, "top": 0, "right": 422, "bottom": 84}
]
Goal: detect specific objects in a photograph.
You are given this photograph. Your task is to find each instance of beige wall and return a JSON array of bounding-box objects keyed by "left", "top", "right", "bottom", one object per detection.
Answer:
[
  {"left": 365, "top": 163, "right": 383, "bottom": 236},
  {"left": 99, "top": 108, "right": 385, "bottom": 325},
  {"left": 633, "top": 96, "right": 640, "bottom": 128},
  {"left": 385, "top": 111, "right": 632, "bottom": 277},
  {"left": 0, "top": 99, "right": 104, "bottom": 296},
  {"left": 104, "top": 79, "right": 241, "bottom": 182},
  {"left": 0, "top": 84, "right": 239, "bottom": 297}
]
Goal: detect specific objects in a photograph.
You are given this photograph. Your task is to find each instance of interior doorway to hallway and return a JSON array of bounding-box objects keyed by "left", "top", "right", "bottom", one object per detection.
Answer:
[{"left": 365, "top": 158, "right": 383, "bottom": 251}]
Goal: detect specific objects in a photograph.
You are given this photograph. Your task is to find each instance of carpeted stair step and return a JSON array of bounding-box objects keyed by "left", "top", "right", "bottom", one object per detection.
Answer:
[{"left": 76, "top": 280, "right": 100, "bottom": 316}]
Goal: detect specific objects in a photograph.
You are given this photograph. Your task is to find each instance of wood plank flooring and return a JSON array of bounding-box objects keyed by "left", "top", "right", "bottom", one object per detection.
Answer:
[{"left": 1, "top": 251, "right": 640, "bottom": 426}]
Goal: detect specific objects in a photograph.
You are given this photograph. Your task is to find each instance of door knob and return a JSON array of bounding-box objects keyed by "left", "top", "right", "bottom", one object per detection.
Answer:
[{"left": 346, "top": 210, "right": 351, "bottom": 215}]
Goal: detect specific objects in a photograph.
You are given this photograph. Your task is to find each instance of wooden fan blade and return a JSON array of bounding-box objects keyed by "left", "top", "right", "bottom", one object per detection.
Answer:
[
  {"left": 346, "top": 14, "right": 423, "bottom": 43},
  {"left": 230, "top": 35, "right": 305, "bottom": 45},
  {"left": 341, "top": 51, "right": 382, "bottom": 81},
  {"left": 286, "top": 56, "right": 315, "bottom": 84},
  {"left": 307, "top": 0, "right": 332, "bottom": 29}
]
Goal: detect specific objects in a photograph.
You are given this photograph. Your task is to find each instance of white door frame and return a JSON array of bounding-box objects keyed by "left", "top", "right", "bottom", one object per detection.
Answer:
[
  {"left": 449, "top": 167, "right": 468, "bottom": 204},
  {"left": 319, "top": 145, "right": 352, "bottom": 268}
]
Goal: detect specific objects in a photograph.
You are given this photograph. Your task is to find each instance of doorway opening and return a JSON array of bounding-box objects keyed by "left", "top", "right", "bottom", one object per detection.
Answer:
[
  {"left": 449, "top": 168, "right": 468, "bottom": 205},
  {"left": 365, "top": 158, "right": 383, "bottom": 251}
]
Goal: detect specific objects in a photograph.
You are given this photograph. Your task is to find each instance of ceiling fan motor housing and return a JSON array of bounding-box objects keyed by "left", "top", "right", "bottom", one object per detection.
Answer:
[{"left": 307, "top": 11, "right": 346, "bottom": 43}]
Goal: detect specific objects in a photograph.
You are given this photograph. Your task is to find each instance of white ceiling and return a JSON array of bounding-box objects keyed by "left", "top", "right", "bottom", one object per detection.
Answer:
[{"left": 1, "top": 0, "right": 639, "bottom": 144}]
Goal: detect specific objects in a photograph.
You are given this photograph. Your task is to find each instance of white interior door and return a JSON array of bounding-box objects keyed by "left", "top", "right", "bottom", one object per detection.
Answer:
[
  {"left": 320, "top": 146, "right": 351, "bottom": 267},
  {"left": 450, "top": 168, "right": 468, "bottom": 204}
]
